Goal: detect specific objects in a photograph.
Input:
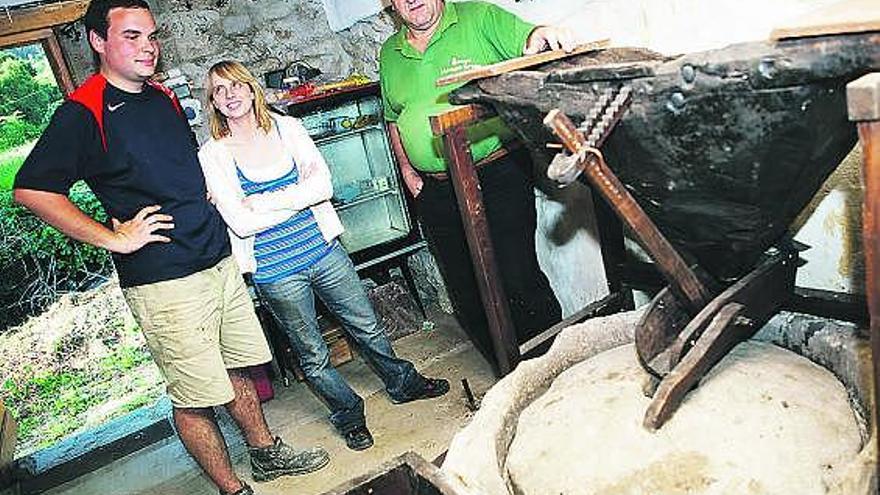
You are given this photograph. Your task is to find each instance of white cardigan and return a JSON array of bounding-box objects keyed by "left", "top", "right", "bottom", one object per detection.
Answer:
[{"left": 198, "top": 115, "right": 344, "bottom": 275}]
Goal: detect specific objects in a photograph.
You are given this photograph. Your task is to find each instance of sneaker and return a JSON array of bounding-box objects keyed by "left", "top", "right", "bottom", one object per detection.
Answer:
[
  {"left": 249, "top": 437, "right": 330, "bottom": 482},
  {"left": 391, "top": 377, "right": 450, "bottom": 404},
  {"left": 220, "top": 482, "right": 254, "bottom": 495},
  {"left": 344, "top": 425, "right": 374, "bottom": 451}
]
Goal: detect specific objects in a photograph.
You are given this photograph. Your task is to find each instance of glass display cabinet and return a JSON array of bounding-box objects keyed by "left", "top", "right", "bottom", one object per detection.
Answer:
[{"left": 283, "top": 83, "right": 422, "bottom": 263}]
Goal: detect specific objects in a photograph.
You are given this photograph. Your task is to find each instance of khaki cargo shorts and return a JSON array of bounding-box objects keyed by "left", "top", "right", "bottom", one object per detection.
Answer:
[{"left": 123, "top": 256, "right": 272, "bottom": 408}]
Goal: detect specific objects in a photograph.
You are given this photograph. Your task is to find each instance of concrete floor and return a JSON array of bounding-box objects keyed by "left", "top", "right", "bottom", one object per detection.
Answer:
[{"left": 40, "top": 311, "right": 496, "bottom": 495}]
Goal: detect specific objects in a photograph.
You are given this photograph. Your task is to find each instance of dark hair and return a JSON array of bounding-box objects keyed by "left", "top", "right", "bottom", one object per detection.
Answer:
[
  {"left": 83, "top": 0, "right": 151, "bottom": 40},
  {"left": 82, "top": 0, "right": 151, "bottom": 67}
]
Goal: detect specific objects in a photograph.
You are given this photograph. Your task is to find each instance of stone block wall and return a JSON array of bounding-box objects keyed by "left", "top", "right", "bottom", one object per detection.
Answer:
[
  {"left": 60, "top": 0, "right": 396, "bottom": 111},
  {"left": 152, "top": 0, "right": 396, "bottom": 100}
]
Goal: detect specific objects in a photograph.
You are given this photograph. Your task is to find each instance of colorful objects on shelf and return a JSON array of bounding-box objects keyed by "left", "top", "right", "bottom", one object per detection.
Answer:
[{"left": 282, "top": 74, "right": 372, "bottom": 104}]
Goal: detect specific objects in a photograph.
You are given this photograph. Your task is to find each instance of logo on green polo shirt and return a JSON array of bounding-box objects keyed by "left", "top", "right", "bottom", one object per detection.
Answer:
[{"left": 441, "top": 56, "right": 475, "bottom": 76}]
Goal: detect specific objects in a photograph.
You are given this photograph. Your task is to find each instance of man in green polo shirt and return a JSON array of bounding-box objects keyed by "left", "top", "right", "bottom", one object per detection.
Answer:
[{"left": 379, "top": 0, "right": 572, "bottom": 367}]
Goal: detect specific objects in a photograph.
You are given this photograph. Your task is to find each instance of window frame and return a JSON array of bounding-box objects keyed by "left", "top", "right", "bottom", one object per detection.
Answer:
[{"left": 0, "top": 0, "right": 89, "bottom": 95}]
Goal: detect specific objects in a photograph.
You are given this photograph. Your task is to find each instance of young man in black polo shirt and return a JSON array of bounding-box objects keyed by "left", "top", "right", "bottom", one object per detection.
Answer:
[{"left": 13, "top": 1, "right": 328, "bottom": 494}]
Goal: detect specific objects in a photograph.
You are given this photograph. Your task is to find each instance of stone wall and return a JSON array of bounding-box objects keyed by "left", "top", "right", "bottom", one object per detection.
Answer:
[
  {"left": 60, "top": 0, "right": 396, "bottom": 119},
  {"left": 151, "top": 0, "right": 396, "bottom": 100}
]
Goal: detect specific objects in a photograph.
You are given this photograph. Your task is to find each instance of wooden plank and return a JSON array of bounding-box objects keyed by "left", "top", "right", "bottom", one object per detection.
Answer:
[
  {"left": 42, "top": 30, "right": 75, "bottom": 95},
  {"left": 770, "top": 0, "right": 880, "bottom": 41},
  {"left": 849, "top": 72, "right": 880, "bottom": 484},
  {"left": 857, "top": 118, "right": 880, "bottom": 487},
  {"left": 0, "top": 0, "right": 89, "bottom": 38},
  {"left": 431, "top": 116, "right": 519, "bottom": 375},
  {"left": 644, "top": 303, "right": 746, "bottom": 429},
  {"left": 0, "top": 26, "right": 51, "bottom": 47},
  {"left": 543, "top": 109, "right": 714, "bottom": 314},
  {"left": 848, "top": 72, "right": 880, "bottom": 121},
  {"left": 666, "top": 250, "right": 796, "bottom": 374},
  {"left": 643, "top": 249, "right": 797, "bottom": 430},
  {"left": 429, "top": 104, "right": 495, "bottom": 135},
  {"left": 435, "top": 38, "right": 610, "bottom": 87},
  {"left": 635, "top": 287, "right": 693, "bottom": 378},
  {"left": 0, "top": 400, "right": 17, "bottom": 467}
]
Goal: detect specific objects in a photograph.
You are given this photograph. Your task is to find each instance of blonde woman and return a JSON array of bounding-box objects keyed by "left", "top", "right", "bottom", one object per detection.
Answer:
[{"left": 198, "top": 60, "right": 449, "bottom": 452}]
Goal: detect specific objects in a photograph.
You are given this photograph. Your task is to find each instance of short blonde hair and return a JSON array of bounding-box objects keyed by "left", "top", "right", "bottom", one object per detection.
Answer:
[{"left": 204, "top": 60, "right": 273, "bottom": 139}]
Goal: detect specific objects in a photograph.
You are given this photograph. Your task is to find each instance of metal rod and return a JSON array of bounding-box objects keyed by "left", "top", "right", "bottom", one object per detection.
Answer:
[
  {"left": 544, "top": 109, "right": 713, "bottom": 312},
  {"left": 461, "top": 378, "right": 478, "bottom": 411},
  {"left": 519, "top": 291, "right": 624, "bottom": 355}
]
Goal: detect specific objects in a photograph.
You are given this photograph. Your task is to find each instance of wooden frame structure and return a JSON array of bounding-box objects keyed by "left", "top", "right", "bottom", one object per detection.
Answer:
[
  {"left": 433, "top": 71, "right": 880, "bottom": 463},
  {"left": 847, "top": 71, "right": 880, "bottom": 479},
  {"left": 429, "top": 105, "right": 631, "bottom": 375}
]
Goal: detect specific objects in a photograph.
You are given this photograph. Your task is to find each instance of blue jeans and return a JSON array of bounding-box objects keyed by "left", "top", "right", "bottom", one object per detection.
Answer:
[{"left": 257, "top": 244, "right": 421, "bottom": 433}]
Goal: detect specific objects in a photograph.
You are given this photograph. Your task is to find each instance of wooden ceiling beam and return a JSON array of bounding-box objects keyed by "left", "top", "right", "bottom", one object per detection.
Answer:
[
  {"left": 1, "top": 26, "right": 52, "bottom": 47},
  {"left": 0, "top": 0, "right": 89, "bottom": 38}
]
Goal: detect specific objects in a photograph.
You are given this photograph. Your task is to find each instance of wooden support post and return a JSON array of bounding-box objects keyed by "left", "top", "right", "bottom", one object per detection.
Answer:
[
  {"left": 42, "top": 30, "right": 75, "bottom": 95},
  {"left": 430, "top": 106, "right": 519, "bottom": 375},
  {"left": 847, "top": 72, "right": 880, "bottom": 479}
]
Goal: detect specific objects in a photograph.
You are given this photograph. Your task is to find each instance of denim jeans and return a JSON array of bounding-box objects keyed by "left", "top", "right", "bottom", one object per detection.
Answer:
[{"left": 257, "top": 243, "right": 421, "bottom": 433}]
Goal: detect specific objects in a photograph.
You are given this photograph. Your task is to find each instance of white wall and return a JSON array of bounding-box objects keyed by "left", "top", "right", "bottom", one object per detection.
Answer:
[{"left": 482, "top": 0, "right": 838, "bottom": 54}]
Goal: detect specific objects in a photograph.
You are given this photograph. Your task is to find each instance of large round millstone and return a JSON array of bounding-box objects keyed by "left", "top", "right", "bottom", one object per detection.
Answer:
[{"left": 505, "top": 341, "right": 863, "bottom": 495}]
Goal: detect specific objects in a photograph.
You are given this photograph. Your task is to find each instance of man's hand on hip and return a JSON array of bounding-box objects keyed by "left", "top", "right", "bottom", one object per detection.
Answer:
[
  {"left": 524, "top": 26, "right": 577, "bottom": 55},
  {"left": 110, "top": 205, "right": 174, "bottom": 253}
]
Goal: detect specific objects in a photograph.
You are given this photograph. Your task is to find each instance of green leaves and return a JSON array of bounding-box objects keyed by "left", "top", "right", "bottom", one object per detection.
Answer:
[
  {"left": 0, "top": 48, "right": 107, "bottom": 329},
  {"left": 0, "top": 116, "right": 42, "bottom": 151},
  {"left": 0, "top": 50, "right": 61, "bottom": 148},
  {"left": 0, "top": 182, "right": 113, "bottom": 330},
  {"left": 0, "top": 152, "right": 24, "bottom": 190}
]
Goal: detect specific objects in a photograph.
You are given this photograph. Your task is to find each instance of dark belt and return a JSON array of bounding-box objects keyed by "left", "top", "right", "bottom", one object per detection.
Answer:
[{"left": 421, "top": 143, "right": 521, "bottom": 181}]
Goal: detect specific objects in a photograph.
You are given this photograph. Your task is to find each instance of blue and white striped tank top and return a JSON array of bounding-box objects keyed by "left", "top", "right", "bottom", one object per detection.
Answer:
[{"left": 236, "top": 160, "right": 334, "bottom": 284}]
